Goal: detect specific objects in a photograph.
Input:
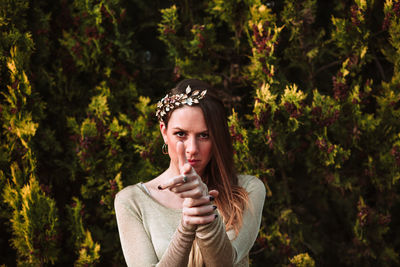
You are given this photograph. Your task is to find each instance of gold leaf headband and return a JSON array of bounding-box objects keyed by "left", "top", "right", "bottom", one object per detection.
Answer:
[{"left": 156, "top": 85, "right": 207, "bottom": 122}]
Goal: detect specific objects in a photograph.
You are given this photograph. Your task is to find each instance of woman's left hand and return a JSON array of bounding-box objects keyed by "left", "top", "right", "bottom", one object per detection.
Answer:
[{"left": 181, "top": 190, "right": 219, "bottom": 227}]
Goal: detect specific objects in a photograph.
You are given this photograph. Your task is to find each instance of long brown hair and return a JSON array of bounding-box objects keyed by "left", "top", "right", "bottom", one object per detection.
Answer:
[{"left": 165, "top": 78, "right": 249, "bottom": 235}]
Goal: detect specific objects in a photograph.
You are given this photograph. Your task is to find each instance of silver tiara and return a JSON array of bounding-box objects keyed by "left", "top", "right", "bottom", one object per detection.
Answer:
[{"left": 156, "top": 85, "right": 207, "bottom": 122}]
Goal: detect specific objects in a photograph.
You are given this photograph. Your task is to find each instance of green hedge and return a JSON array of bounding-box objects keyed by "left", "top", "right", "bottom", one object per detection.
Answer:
[{"left": 1, "top": 0, "right": 399, "bottom": 266}]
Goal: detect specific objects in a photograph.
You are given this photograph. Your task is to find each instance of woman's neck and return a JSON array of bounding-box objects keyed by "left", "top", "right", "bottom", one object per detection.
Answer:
[{"left": 143, "top": 169, "right": 184, "bottom": 209}]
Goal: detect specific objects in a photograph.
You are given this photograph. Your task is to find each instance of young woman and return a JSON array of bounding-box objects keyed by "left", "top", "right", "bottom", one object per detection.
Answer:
[{"left": 115, "top": 79, "right": 266, "bottom": 266}]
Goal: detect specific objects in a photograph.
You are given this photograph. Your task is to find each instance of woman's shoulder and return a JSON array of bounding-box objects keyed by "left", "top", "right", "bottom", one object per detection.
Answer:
[
  {"left": 114, "top": 183, "right": 147, "bottom": 207},
  {"left": 237, "top": 174, "right": 262, "bottom": 187},
  {"left": 237, "top": 174, "right": 266, "bottom": 196}
]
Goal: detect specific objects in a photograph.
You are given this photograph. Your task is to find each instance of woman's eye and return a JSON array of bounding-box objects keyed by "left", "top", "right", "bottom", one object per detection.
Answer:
[
  {"left": 199, "top": 133, "right": 209, "bottom": 139},
  {"left": 175, "top": 131, "right": 185, "bottom": 137}
]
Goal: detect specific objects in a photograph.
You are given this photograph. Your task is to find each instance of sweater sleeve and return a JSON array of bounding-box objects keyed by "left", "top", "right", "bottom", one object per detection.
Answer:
[
  {"left": 114, "top": 189, "right": 196, "bottom": 267},
  {"left": 155, "top": 221, "right": 195, "bottom": 267},
  {"left": 195, "top": 176, "right": 266, "bottom": 266}
]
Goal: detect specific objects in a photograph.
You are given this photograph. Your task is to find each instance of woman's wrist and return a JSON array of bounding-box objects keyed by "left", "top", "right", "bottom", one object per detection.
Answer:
[{"left": 180, "top": 217, "right": 197, "bottom": 232}]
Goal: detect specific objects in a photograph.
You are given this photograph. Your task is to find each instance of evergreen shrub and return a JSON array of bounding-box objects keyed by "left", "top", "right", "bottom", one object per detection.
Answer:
[{"left": 1, "top": 0, "right": 399, "bottom": 266}]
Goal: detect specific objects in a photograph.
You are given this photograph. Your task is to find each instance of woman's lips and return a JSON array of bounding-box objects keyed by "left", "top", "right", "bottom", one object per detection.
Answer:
[{"left": 188, "top": 159, "right": 199, "bottom": 166}]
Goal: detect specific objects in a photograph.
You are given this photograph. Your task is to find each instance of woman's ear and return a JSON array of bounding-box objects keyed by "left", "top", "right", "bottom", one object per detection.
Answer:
[{"left": 160, "top": 122, "right": 168, "bottom": 144}]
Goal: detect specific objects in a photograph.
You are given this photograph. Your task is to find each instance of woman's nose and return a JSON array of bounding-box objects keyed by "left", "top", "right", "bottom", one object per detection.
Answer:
[{"left": 185, "top": 136, "right": 198, "bottom": 155}]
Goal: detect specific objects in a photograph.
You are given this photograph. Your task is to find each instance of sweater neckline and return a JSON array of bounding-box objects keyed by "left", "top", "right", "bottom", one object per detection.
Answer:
[{"left": 137, "top": 182, "right": 182, "bottom": 213}]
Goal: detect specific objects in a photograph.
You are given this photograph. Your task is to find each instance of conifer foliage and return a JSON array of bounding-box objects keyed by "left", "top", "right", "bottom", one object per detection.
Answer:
[{"left": 1, "top": 0, "right": 400, "bottom": 266}]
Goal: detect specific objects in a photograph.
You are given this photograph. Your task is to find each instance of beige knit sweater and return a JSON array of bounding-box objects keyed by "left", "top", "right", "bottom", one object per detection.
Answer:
[{"left": 115, "top": 174, "right": 266, "bottom": 267}]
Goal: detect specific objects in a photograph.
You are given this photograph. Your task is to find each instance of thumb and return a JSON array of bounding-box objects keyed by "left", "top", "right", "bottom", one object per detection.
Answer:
[
  {"left": 181, "top": 163, "right": 192, "bottom": 175},
  {"left": 176, "top": 141, "right": 187, "bottom": 170},
  {"left": 209, "top": 190, "right": 219, "bottom": 199}
]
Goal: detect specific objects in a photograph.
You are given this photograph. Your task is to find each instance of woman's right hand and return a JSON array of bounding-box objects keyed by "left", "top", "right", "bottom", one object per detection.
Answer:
[{"left": 158, "top": 141, "right": 208, "bottom": 199}]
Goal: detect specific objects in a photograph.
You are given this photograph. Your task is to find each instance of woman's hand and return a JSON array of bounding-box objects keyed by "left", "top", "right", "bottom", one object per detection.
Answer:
[
  {"left": 181, "top": 190, "right": 219, "bottom": 227},
  {"left": 157, "top": 141, "right": 219, "bottom": 226},
  {"left": 158, "top": 141, "right": 208, "bottom": 199}
]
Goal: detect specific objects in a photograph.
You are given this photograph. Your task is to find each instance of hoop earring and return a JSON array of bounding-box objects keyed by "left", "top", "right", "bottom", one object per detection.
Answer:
[{"left": 162, "top": 144, "right": 168, "bottom": 155}]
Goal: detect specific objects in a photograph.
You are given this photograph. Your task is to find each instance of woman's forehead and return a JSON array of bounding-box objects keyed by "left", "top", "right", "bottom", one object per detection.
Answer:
[{"left": 167, "top": 106, "right": 208, "bottom": 130}]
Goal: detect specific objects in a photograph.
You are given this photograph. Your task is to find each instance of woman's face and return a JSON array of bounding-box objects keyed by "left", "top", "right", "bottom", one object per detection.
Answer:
[{"left": 160, "top": 105, "right": 212, "bottom": 176}]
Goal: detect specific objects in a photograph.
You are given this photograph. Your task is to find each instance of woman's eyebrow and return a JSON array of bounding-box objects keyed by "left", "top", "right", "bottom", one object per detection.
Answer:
[
  {"left": 172, "top": 127, "right": 186, "bottom": 131},
  {"left": 172, "top": 127, "right": 208, "bottom": 133}
]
